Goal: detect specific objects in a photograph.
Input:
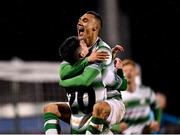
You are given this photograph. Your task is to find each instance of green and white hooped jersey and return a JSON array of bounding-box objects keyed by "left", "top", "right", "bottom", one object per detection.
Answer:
[
  {"left": 94, "top": 38, "right": 123, "bottom": 99},
  {"left": 121, "top": 85, "right": 156, "bottom": 134},
  {"left": 68, "top": 38, "right": 119, "bottom": 113},
  {"left": 68, "top": 63, "right": 107, "bottom": 113},
  {"left": 69, "top": 38, "right": 122, "bottom": 133},
  {"left": 59, "top": 38, "right": 124, "bottom": 133}
]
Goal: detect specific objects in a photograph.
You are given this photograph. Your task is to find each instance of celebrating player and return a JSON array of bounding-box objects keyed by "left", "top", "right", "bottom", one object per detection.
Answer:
[{"left": 43, "top": 11, "right": 126, "bottom": 134}]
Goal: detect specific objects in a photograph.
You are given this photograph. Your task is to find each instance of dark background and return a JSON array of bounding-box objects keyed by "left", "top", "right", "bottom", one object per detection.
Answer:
[{"left": 0, "top": 0, "right": 180, "bottom": 116}]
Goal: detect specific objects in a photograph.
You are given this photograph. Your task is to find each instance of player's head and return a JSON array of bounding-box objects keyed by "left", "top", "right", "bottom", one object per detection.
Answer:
[
  {"left": 122, "top": 59, "right": 136, "bottom": 85},
  {"left": 77, "top": 11, "right": 102, "bottom": 47},
  {"left": 59, "top": 36, "right": 89, "bottom": 65}
]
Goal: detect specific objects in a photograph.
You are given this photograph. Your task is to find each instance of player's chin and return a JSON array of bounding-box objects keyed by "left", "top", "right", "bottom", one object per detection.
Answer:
[
  {"left": 78, "top": 36, "right": 84, "bottom": 40},
  {"left": 77, "top": 36, "right": 82, "bottom": 39},
  {"left": 127, "top": 80, "right": 131, "bottom": 84}
]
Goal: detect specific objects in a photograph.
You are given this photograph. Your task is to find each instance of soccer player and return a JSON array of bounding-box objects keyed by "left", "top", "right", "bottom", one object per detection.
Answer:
[
  {"left": 43, "top": 37, "right": 109, "bottom": 135},
  {"left": 44, "top": 11, "right": 126, "bottom": 134},
  {"left": 117, "top": 59, "right": 161, "bottom": 134},
  {"left": 76, "top": 11, "right": 127, "bottom": 134},
  {"left": 43, "top": 36, "right": 126, "bottom": 134},
  {"left": 59, "top": 36, "right": 126, "bottom": 134}
]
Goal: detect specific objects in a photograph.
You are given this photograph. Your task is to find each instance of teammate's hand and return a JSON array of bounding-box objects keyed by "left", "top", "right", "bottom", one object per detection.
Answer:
[
  {"left": 87, "top": 49, "right": 109, "bottom": 63},
  {"left": 112, "top": 44, "right": 124, "bottom": 58},
  {"left": 149, "top": 121, "right": 160, "bottom": 132},
  {"left": 119, "top": 122, "right": 128, "bottom": 132},
  {"left": 114, "top": 58, "right": 122, "bottom": 70}
]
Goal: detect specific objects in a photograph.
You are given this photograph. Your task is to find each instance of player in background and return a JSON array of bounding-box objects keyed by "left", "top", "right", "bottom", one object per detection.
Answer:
[{"left": 115, "top": 59, "right": 161, "bottom": 134}]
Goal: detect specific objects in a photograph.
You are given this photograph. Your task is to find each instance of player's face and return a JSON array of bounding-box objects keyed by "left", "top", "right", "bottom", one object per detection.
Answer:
[
  {"left": 79, "top": 40, "right": 89, "bottom": 58},
  {"left": 77, "top": 14, "right": 98, "bottom": 47},
  {"left": 122, "top": 64, "right": 136, "bottom": 84}
]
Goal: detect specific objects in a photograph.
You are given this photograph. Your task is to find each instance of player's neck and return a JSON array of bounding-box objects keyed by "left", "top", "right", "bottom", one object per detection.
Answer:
[
  {"left": 127, "top": 82, "right": 136, "bottom": 93},
  {"left": 89, "top": 35, "right": 99, "bottom": 48}
]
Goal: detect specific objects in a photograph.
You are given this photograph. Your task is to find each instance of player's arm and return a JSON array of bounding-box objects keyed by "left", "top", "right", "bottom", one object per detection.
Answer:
[
  {"left": 59, "top": 58, "right": 88, "bottom": 80},
  {"left": 150, "top": 91, "right": 162, "bottom": 123},
  {"left": 112, "top": 44, "right": 124, "bottom": 59},
  {"left": 97, "top": 44, "right": 127, "bottom": 91},
  {"left": 116, "top": 69, "right": 127, "bottom": 91},
  {"left": 103, "top": 69, "right": 127, "bottom": 91},
  {"left": 151, "top": 105, "right": 162, "bottom": 123},
  {"left": 103, "top": 57, "right": 127, "bottom": 91},
  {"left": 111, "top": 45, "right": 127, "bottom": 90},
  {"left": 114, "top": 58, "right": 127, "bottom": 91},
  {"left": 149, "top": 90, "right": 162, "bottom": 132},
  {"left": 59, "top": 51, "right": 109, "bottom": 80},
  {"left": 59, "top": 64, "right": 103, "bottom": 87}
]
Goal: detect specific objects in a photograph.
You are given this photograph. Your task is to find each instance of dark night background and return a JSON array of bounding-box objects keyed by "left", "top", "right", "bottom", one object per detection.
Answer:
[{"left": 0, "top": 0, "right": 180, "bottom": 116}]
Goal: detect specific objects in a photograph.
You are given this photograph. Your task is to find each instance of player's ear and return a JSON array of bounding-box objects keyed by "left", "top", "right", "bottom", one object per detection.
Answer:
[
  {"left": 92, "top": 27, "right": 96, "bottom": 31},
  {"left": 92, "top": 25, "right": 98, "bottom": 31},
  {"left": 79, "top": 52, "right": 85, "bottom": 58}
]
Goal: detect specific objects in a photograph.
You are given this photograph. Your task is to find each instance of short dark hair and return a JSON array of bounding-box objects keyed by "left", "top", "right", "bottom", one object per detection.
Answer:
[
  {"left": 59, "top": 36, "right": 80, "bottom": 65},
  {"left": 86, "top": 11, "right": 103, "bottom": 28}
]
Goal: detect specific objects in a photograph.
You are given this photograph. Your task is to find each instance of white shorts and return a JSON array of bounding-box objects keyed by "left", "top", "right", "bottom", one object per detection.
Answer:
[{"left": 105, "top": 98, "right": 125, "bottom": 125}]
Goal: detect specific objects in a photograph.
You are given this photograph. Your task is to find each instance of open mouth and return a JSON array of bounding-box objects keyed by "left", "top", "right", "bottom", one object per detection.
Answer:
[{"left": 77, "top": 25, "right": 85, "bottom": 37}]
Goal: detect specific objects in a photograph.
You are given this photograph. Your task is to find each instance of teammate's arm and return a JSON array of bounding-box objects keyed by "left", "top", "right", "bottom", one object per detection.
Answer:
[
  {"left": 103, "top": 57, "right": 127, "bottom": 91},
  {"left": 149, "top": 90, "right": 162, "bottom": 131},
  {"left": 150, "top": 91, "right": 162, "bottom": 123},
  {"left": 60, "top": 51, "right": 109, "bottom": 80},
  {"left": 59, "top": 58, "right": 88, "bottom": 80},
  {"left": 59, "top": 64, "right": 102, "bottom": 87},
  {"left": 112, "top": 44, "right": 124, "bottom": 59},
  {"left": 116, "top": 69, "right": 127, "bottom": 91},
  {"left": 152, "top": 106, "right": 162, "bottom": 123}
]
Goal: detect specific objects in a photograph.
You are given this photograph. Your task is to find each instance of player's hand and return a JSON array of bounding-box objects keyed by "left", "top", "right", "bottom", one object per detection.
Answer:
[
  {"left": 149, "top": 121, "right": 160, "bottom": 132},
  {"left": 119, "top": 122, "right": 128, "bottom": 132},
  {"left": 112, "top": 44, "right": 124, "bottom": 58},
  {"left": 87, "top": 49, "right": 109, "bottom": 63},
  {"left": 114, "top": 57, "right": 122, "bottom": 70}
]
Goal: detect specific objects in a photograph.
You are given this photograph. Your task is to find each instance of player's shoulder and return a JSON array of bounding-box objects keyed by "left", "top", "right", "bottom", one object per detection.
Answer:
[
  {"left": 98, "top": 38, "right": 111, "bottom": 50},
  {"left": 139, "top": 85, "right": 155, "bottom": 94},
  {"left": 60, "top": 60, "right": 68, "bottom": 64},
  {"left": 59, "top": 60, "right": 69, "bottom": 66},
  {"left": 139, "top": 85, "right": 151, "bottom": 90},
  {"left": 96, "top": 38, "right": 113, "bottom": 66},
  {"left": 59, "top": 60, "right": 70, "bottom": 69}
]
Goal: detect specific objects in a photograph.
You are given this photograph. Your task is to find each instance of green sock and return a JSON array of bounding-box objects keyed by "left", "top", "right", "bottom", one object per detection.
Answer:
[
  {"left": 44, "top": 112, "right": 60, "bottom": 135},
  {"left": 86, "top": 117, "right": 105, "bottom": 134}
]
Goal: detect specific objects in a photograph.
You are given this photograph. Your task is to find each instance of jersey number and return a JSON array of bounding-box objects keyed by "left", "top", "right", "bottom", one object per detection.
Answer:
[{"left": 67, "top": 87, "right": 96, "bottom": 114}]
